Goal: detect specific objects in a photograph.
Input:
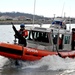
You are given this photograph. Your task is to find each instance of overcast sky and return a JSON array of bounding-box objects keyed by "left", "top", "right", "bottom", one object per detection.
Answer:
[{"left": 0, "top": 0, "right": 75, "bottom": 17}]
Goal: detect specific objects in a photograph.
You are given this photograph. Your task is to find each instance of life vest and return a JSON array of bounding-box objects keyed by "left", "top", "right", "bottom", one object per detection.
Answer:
[
  {"left": 23, "top": 30, "right": 28, "bottom": 37},
  {"left": 19, "top": 29, "right": 28, "bottom": 37}
]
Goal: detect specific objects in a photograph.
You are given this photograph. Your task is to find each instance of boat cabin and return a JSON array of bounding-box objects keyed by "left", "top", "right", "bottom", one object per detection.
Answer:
[{"left": 25, "top": 24, "right": 75, "bottom": 51}]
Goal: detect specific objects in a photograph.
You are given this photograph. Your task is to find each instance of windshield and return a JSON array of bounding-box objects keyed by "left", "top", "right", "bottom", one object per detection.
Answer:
[
  {"left": 27, "top": 31, "right": 49, "bottom": 43},
  {"left": 52, "top": 21, "right": 62, "bottom": 26}
]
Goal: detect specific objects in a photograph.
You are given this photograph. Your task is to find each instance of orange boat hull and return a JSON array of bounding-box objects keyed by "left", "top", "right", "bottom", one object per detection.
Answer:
[{"left": 0, "top": 42, "right": 75, "bottom": 61}]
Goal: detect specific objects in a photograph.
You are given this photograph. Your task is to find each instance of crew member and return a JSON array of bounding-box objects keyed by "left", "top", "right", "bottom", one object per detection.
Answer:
[{"left": 14, "top": 23, "right": 28, "bottom": 46}]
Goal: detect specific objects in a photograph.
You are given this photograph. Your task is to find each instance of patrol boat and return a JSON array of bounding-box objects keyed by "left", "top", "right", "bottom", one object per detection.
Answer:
[{"left": 0, "top": 18, "right": 75, "bottom": 61}]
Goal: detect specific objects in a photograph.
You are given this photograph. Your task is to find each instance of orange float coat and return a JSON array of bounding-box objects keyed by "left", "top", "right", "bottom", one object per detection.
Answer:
[
  {"left": 15, "top": 29, "right": 28, "bottom": 46},
  {"left": 18, "top": 29, "right": 28, "bottom": 37}
]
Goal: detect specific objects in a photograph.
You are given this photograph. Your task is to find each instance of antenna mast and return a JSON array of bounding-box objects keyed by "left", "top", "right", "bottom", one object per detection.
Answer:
[
  {"left": 61, "top": 2, "right": 65, "bottom": 17},
  {"left": 33, "top": 0, "right": 36, "bottom": 25}
]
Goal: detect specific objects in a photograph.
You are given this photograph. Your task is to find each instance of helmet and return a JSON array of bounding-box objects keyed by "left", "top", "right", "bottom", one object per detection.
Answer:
[{"left": 20, "top": 24, "right": 25, "bottom": 28}]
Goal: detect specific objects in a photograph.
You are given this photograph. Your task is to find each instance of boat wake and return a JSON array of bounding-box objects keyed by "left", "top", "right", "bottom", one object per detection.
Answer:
[
  {"left": 8, "top": 55, "right": 75, "bottom": 71},
  {"left": 0, "top": 55, "right": 75, "bottom": 71},
  {"left": 21, "top": 55, "right": 75, "bottom": 71}
]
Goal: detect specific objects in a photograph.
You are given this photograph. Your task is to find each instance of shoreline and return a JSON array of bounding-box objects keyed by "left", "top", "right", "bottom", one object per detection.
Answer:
[
  {"left": 0, "top": 20, "right": 50, "bottom": 25},
  {"left": 0, "top": 20, "right": 74, "bottom": 25}
]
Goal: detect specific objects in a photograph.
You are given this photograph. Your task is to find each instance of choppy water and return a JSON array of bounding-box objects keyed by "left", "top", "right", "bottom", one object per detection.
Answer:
[{"left": 0, "top": 24, "right": 75, "bottom": 75}]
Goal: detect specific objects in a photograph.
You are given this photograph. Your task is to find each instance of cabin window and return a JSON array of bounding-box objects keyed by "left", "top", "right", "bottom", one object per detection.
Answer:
[
  {"left": 27, "top": 31, "right": 49, "bottom": 43},
  {"left": 64, "top": 36, "right": 70, "bottom": 44},
  {"left": 52, "top": 21, "right": 62, "bottom": 26}
]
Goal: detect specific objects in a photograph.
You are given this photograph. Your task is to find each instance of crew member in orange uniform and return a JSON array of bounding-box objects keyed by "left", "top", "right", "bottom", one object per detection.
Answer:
[{"left": 15, "top": 23, "right": 28, "bottom": 46}]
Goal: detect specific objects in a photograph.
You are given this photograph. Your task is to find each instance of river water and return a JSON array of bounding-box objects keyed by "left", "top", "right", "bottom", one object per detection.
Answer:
[{"left": 0, "top": 24, "right": 75, "bottom": 75}]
